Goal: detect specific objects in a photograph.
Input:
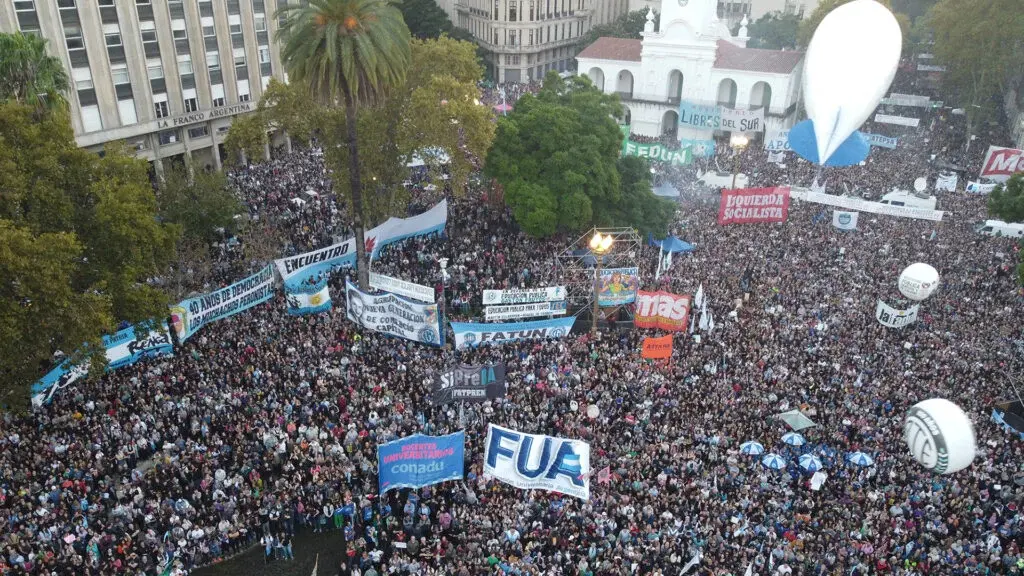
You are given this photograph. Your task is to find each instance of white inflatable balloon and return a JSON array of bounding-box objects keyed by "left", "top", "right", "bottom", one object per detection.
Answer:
[
  {"left": 803, "top": 0, "right": 902, "bottom": 164},
  {"left": 904, "top": 398, "right": 976, "bottom": 474},
  {"left": 898, "top": 263, "right": 939, "bottom": 301}
]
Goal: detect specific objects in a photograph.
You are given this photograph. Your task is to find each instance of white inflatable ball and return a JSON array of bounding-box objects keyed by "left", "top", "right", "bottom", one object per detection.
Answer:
[
  {"left": 904, "top": 398, "right": 976, "bottom": 474},
  {"left": 898, "top": 263, "right": 940, "bottom": 301}
]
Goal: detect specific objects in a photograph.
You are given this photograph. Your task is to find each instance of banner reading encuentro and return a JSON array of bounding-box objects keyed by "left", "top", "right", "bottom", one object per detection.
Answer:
[
  {"left": 718, "top": 187, "right": 791, "bottom": 225},
  {"left": 377, "top": 432, "right": 465, "bottom": 495},
  {"left": 170, "top": 265, "right": 275, "bottom": 342}
]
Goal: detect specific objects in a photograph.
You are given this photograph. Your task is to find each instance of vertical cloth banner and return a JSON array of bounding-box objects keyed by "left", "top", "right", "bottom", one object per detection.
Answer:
[
  {"left": 718, "top": 187, "right": 791, "bottom": 225},
  {"left": 450, "top": 316, "right": 575, "bottom": 349},
  {"left": 979, "top": 146, "right": 1024, "bottom": 182},
  {"left": 346, "top": 281, "right": 442, "bottom": 346},
  {"left": 484, "top": 423, "right": 591, "bottom": 500},
  {"left": 31, "top": 322, "right": 174, "bottom": 407},
  {"left": 875, "top": 300, "right": 920, "bottom": 328},
  {"left": 377, "top": 432, "right": 465, "bottom": 495},
  {"left": 634, "top": 291, "right": 691, "bottom": 331},
  {"left": 286, "top": 278, "right": 332, "bottom": 315},
  {"left": 598, "top": 267, "right": 639, "bottom": 306},
  {"left": 169, "top": 264, "right": 275, "bottom": 342},
  {"left": 641, "top": 334, "right": 674, "bottom": 359},
  {"left": 832, "top": 211, "right": 859, "bottom": 230}
]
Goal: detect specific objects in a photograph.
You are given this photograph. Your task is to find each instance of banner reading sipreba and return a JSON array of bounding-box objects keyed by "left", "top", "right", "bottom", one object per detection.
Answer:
[
  {"left": 484, "top": 424, "right": 590, "bottom": 500},
  {"left": 170, "top": 264, "right": 275, "bottom": 342},
  {"left": 718, "top": 187, "right": 791, "bottom": 225},
  {"left": 346, "top": 281, "right": 442, "bottom": 346},
  {"left": 450, "top": 316, "right": 575, "bottom": 349},
  {"left": 430, "top": 363, "right": 507, "bottom": 405},
  {"left": 377, "top": 432, "right": 465, "bottom": 495},
  {"left": 634, "top": 291, "right": 691, "bottom": 331}
]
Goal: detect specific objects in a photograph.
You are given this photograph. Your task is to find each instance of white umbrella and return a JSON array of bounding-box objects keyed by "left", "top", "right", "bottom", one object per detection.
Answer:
[
  {"left": 761, "top": 454, "right": 787, "bottom": 470},
  {"left": 798, "top": 454, "right": 823, "bottom": 472},
  {"left": 740, "top": 441, "right": 765, "bottom": 455},
  {"left": 782, "top": 432, "right": 806, "bottom": 447},
  {"left": 847, "top": 451, "right": 874, "bottom": 466}
]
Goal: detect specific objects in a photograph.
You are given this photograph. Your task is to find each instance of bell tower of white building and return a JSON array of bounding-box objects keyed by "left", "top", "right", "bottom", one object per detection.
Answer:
[{"left": 657, "top": 0, "right": 719, "bottom": 33}]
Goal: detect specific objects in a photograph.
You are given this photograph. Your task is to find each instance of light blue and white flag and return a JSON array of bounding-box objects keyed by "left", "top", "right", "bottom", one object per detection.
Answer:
[
  {"left": 286, "top": 278, "right": 332, "bottom": 315},
  {"left": 832, "top": 211, "right": 859, "bottom": 231}
]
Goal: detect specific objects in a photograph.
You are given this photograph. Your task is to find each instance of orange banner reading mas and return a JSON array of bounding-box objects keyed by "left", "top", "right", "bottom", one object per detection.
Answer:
[
  {"left": 641, "top": 335, "right": 673, "bottom": 359},
  {"left": 635, "top": 291, "right": 691, "bottom": 331}
]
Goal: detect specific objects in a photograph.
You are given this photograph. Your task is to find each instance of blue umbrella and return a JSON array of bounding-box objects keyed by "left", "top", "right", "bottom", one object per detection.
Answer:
[
  {"left": 761, "top": 454, "right": 787, "bottom": 470},
  {"left": 782, "top": 432, "right": 806, "bottom": 447},
  {"left": 847, "top": 452, "right": 874, "bottom": 466},
  {"left": 740, "top": 441, "right": 765, "bottom": 456},
  {"left": 798, "top": 454, "right": 823, "bottom": 472}
]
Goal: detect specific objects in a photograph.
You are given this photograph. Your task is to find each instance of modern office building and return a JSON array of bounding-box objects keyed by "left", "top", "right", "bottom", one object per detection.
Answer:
[
  {"left": 0, "top": 0, "right": 292, "bottom": 174},
  {"left": 452, "top": 0, "right": 629, "bottom": 83}
]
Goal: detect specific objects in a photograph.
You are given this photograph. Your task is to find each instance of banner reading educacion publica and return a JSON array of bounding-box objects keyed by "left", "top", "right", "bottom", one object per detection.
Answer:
[
  {"left": 275, "top": 200, "right": 448, "bottom": 289},
  {"left": 170, "top": 265, "right": 275, "bottom": 342},
  {"left": 377, "top": 432, "right": 465, "bottom": 495},
  {"left": 483, "top": 286, "right": 566, "bottom": 305},
  {"left": 484, "top": 301, "right": 567, "bottom": 321},
  {"left": 634, "top": 291, "right": 691, "bottom": 331},
  {"left": 346, "top": 281, "right": 442, "bottom": 346},
  {"left": 718, "top": 187, "right": 791, "bottom": 225},
  {"left": 32, "top": 322, "right": 174, "bottom": 407},
  {"left": 598, "top": 267, "right": 639, "bottom": 306},
  {"left": 484, "top": 423, "right": 590, "bottom": 500},
  {"left": 430, "top": 363, "right": 507, "bottom": 405},
  {"left": 450, "top": 316, "right": 575, "bottom": 349}
]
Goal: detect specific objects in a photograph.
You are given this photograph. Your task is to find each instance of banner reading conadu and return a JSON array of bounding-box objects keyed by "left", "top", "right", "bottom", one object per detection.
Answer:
[
  {"left": 484, "top": 423, "right": 590, "bottom": 500},
  {"left": 718, "top": 187, "right": 791, "bottom": 225},
  {"left": 634, "top": 291, "right": 691, "bottom": 331},
  {"left": 170, "top": 265, "right": 275, "bottom": 342},
  {"left": 377, "top": 432, "right": 465, "bottom": 495}
]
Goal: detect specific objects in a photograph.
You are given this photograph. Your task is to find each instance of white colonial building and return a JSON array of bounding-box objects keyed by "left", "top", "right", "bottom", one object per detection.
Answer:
[{"left": 576, "top": 0, "right": 804, "bottom": 147}]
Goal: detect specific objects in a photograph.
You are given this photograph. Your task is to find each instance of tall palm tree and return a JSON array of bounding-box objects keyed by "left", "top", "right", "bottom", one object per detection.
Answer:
[
  {"left": 0, "top": 32, "right": 69, "bottom": 111},
  {"left": 276, "top": 0, "right": 411, "bottom": 290}
]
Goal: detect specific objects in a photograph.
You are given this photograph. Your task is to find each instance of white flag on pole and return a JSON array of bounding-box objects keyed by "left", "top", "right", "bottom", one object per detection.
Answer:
[
  {"left": 656, "top": 244, "right": 664, "bottom": 281},
  {"left": 311, "top": 554, "right": 319, "bottom": 576},
  {"left": 743, "top": 561, "right": 754, "bottom": 576},
  {"left": 694, "top": 283, "right": 705, "bottom": 310},
  {"left": 680, "top": 550, "right": 702, "bottom": 575},
  {"left": 707, "top": 309, "right": 715, "bottom": 332}
]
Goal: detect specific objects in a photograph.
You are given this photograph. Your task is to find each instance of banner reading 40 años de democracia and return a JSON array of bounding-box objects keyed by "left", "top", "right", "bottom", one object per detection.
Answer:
[
  {"left": 484, "top": 424, "right": 590, "bottom": 500},
  {"left": 377, "top": 432, "right": 465, "bottom": 495},
  {"left": 170, "top": 265, "right": 275, "bottom": 342},
  {"left": 718, "top": 187, "right": 791, "bottom": 225}
]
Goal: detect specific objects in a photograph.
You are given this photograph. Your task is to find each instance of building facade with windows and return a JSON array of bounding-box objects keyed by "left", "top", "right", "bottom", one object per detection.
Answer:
[
  {"left": 453, "top": 0, "right": 629, "bottom": 83},
  {"left": 576, "top": 0, "right": 803, "bottom": 142},
  {"left": 0, "top": 0, "right": 290, "bottom": 173}
]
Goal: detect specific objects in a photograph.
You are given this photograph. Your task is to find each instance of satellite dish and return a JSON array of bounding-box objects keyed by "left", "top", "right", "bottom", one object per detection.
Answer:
[{"left": 914, "top": 177, "right": 927, "bottom": 192}]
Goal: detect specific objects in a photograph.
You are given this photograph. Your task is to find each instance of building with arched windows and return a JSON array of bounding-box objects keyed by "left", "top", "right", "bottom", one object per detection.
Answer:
[{"left": 576, "top": 0, "right": 804, "bottom": 147}]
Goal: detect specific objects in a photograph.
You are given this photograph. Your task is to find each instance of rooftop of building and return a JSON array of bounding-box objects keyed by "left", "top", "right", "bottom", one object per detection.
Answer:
[{"left": 577, "top": 37, "right": 804, "bottom": 75}]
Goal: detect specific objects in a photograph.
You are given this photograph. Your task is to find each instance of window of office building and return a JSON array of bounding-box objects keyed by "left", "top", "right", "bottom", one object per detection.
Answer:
[
  {"left": 57, "top": 0, "right": 76, "bottom": 8},
  {"left": 146, "top": 58, "right": 163, "bottom": 79},
  {"left": 211, "top": 83, "right": 225, "bottom": 107},
  {"left": 198, "top": 0, "right": 213, "bottom": 17},
  {"left": 206, "top": 51, "right": 221, "bottom": 70},
  {"left": 72, "top": 67, "right": 93, "bottom": 90},
  {"left": 14, "top": 0, "right": 41, "bottom": 33},
  {"left": 258, "top": 47, "right": 270, "bottom": 64},
  {"left": 103, "top": 23, "right": 122, "bottom": 47},
  {"left": 154, "top": 93, "right": 169, "bottom": 118},
  {"left": 233, "top": 47, "right": 246, "bottom": 67},
  {"left": 118, "top": 98, "right": 138, "bottom": 126},
  {"left": 172, "top": 19, "right": 187, "bottom": 40},
  {"left": 183, "top": 88, "right": 198, "bottom": 112},
  {"left": 177, "top": 54, "right": 193, "bottom": 76},
  {"left": 188, "top": 125, "right": 209, "bottom": 139},
  {"left": 137, "top": 0, "right": 150, "bottom": 4},
  {"left": 64, "top": 24, "right": 84, "bottom": 50},
  {"left": 158, "top": 129, "right": 180, "bottom": 145},
  {"left": 229, "top": 14, "right": 242, "bottom": 34},
  {"left": 237, "top": 78, "right": 250, "bottom": 102},
  {"left": 140, "top": 20, "right": 157, "bottom": 43},
  {"left": 254, "top": 14, "right": 266, "bottom": 31},
  {"left": 111, "top": 63, "right": 130, "bottom": 85},
  {"left": 81, "top": 104, "right": 102, "bottom": 132}
]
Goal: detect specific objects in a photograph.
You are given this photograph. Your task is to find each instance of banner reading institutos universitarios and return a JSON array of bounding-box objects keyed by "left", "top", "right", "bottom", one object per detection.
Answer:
[
  {"left": 718, "top": 187, "right": 791, "bottom": 225},
  {"left": 377, "top": 432, "right": 465, "bottom": 495}
]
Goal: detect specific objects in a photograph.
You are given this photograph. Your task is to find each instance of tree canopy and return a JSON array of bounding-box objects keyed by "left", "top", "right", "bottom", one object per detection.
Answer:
[
  {"left": 746, "top": 11, "right": 800, "bottom": 50},
  {"left": 988, "top": 173, "right": 1024, "bottom": 224},
  {"left": 156, "top": 164, "right": 243, "bottom": 243},
  {"left": 577, "top": 9, "right": 658, "bottom": 49},
  {"left": 398, "top": 0, "right": 474, "bottom": 42},
  {"left": 484, "top": 72, "right": 673, "bottom": 237},
  {"left": 0, "top": 101, "right": 178, "bottom": 406},
  {"left": 798, "top": 0, "right": 910, "bottom": 47},
  {"left": 0, "top": 32, "right": 69, "bottom": 111}
]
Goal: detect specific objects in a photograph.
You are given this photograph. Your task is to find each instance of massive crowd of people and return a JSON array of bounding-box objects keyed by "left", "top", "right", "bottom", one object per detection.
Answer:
[{"left": 2, "top": 70, "right": 1023, "bottom": 576}]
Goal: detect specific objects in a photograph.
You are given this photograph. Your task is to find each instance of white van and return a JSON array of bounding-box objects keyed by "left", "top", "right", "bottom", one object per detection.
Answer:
[
  {"left": 878, "top": 190, "right": 937, "bottom": 211},
  {"left": 700, "top": 171, "right": 749, "bottom": 190},
  {"left": 975, "top": 220, "right": 1024, "bottom": 238}
]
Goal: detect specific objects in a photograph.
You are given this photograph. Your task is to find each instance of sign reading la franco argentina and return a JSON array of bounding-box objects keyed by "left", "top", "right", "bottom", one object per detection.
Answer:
[{"left": 157, "top": 102, "right": 254, "bottom": 129}]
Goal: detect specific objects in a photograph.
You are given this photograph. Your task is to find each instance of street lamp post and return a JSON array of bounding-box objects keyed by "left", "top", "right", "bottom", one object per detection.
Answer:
[
  {"left": 729, "top": 133, "right": 749, "bottom": 189},
  {"left": 589, "top": 232, "right": 614, "bottom": 337}
]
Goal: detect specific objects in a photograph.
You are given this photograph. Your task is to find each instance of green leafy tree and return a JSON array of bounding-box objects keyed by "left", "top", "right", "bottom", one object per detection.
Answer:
[
  {"left": 611, "top": 156, "right": 673, "bottom": 236},
  {"left": 798, "top": 0, "right": 909, "bottom": 47},
  {"left": 398, "top": 0, "right": 471, "bottom": 41},
  {"left": 747, "top": 11, "right": 800, "bottom": 50},
  {"left": 988, "top": 173, "right": 1024, "bottom": 224},
  {"left": 0, "top": 32, "right": 69, "bottom": 111},
  {"left": 577, "top": 9, "right": 657, "bottom": 49},
  {"left": 223, "top": 113, "right": 269, "bottom": 165},
  {"left": 486, "top": 72, "right": 668, "bottom": 237},
  {"left": 258, "top": 78, "right": 321, "bottom": 147},
  {"left": 891, "top": 0, "right": 938, "bottom": 21},
  {"left": 157, "top": 164, "right": 243, "bottom": 242},
  {"left": 277, "top": 0, "right": 412, "bottom": 290},
  {"left": 929, "top": 0, "right": 1024, "bottom": 150},
  {"left": 0, "top": 102, "right": 178, "bottom": 406}
]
